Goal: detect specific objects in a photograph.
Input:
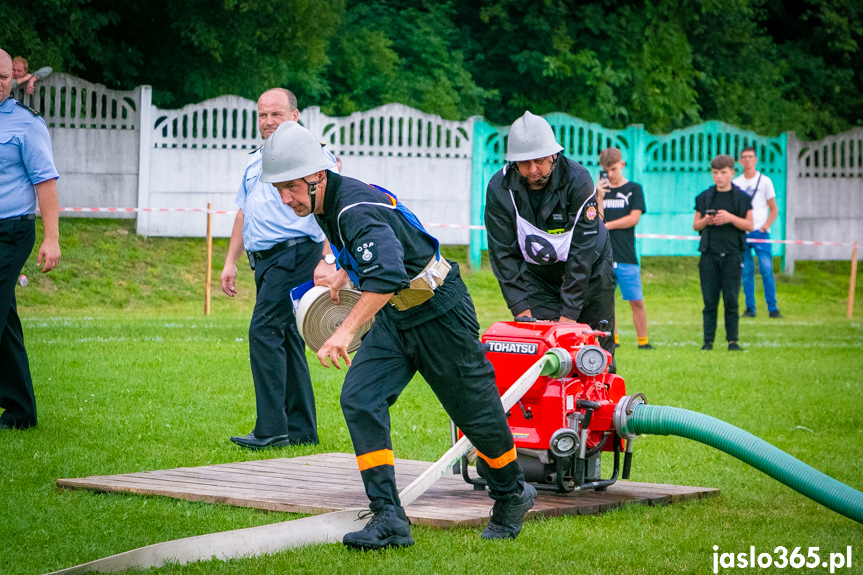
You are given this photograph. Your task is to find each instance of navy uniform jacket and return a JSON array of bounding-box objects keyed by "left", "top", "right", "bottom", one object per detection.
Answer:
[
  {"left": 485, "top": 156, "right": 609, "bottom": 320},
  {"left": 315, "top": 173, "right": 466, "bottom": 330}
]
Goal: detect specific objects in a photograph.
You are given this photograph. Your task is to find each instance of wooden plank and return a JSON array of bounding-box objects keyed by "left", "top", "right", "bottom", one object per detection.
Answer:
[
  {"left": 58, "top": 453, "right": 718, "bottom": 528},
  {"left": 223, "top": 460, "right": 422, "bottom": 486},
  {"left": 157, "top": 467, "right": 362, "bottom": 490},
  {"left": 225, "top": 458, "right": 423, "bottom": 482},
  {"left": 240, "top": 456, "right": 435, "bottom": 480},
  {"left": 59, "top": 472, "right": 371, "bottom": 506},
  {"left": 59, "top": 479, "right": 370, "bottom": 516},
  {"left": 610, "top": 481, "right": 720, "bottom": 502},
  {"left": 285, "top": 452, "right": 442, "bottom": 476}
]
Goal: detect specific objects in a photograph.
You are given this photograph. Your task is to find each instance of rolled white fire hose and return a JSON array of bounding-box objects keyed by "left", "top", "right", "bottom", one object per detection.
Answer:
[{"left": 295, "top": 286, "right": 373, "bottom": 353}]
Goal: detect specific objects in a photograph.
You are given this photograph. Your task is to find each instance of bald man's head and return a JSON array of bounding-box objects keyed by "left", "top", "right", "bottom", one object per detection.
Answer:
[
  {"left": 257, "top": 88, "right": 299, "bottom": 139},
  {"left": 0, "top": 50, "right": 13, "bottom": 102},
  {"left": 260, "top": 88, "right": 297, "bottom": 111}
]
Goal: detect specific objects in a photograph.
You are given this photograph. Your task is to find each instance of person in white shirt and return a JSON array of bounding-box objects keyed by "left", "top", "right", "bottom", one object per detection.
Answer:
[
  {"left": 733, "top": 147, "right": 783, "bottom": 318},
  {"left": 220, "top": 88, "right": 336, "bottom": 450}
]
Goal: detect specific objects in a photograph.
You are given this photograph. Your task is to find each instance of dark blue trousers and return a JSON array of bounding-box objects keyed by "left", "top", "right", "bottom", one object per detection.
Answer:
[
  {"left": 743, "top": 230, "right": 778, "bottom": 313},
  {"left": 0, "top": 219, "right": 37, "bottom": 429},
  {"left": 341, "top": 288, "right": 523, "bottom": 508},
  {"left": 249, "top": 240, "right": 321, "bottom": 442}
]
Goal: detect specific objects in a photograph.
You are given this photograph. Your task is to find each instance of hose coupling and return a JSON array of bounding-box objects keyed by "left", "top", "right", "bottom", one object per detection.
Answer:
[
  {"left": 544, "top": 347, "right": 573, "bottom": 379},
  {"left": 613, "top": 394, "right": 648, "bottom": 439}
]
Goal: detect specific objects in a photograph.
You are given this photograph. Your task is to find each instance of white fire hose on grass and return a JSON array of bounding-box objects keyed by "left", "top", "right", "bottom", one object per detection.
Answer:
[
  {"left": 46, "top": 288, "right": 563, "bottom": 574},
  {"left": 48, "top": 354, "right": 556, "bottom": 574}
]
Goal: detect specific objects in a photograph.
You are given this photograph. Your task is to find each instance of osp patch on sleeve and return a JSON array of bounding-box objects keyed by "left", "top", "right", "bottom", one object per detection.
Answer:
[
  {"left": 356, "top": 241, "right": 377, "bottom": 263},
  {"left": 585, "top": 205, "right": 598, "bottom": 221}
]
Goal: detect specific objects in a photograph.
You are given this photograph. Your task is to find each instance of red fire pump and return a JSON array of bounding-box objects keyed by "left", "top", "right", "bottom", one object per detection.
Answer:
[{"left": 458, "top": 319, "right": 641, "bottom": 493}]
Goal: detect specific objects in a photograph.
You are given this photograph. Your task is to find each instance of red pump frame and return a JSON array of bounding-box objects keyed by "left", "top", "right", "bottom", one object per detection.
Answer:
[{"left": 480, "top": 320, "right": 625, "bottom": 452}]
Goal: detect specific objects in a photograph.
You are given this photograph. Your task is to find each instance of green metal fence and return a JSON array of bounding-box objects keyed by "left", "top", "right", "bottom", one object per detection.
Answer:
[
  {"left": 470, "top": 116, "right": 787, "bottom": 268},
  {"left": 639, "top": 121, "right": 786, "bottom": 257}
]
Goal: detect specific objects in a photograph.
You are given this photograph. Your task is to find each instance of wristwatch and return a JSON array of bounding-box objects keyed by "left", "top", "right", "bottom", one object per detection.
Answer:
[{"left": 323, "top": 253, "right": 336, "bottom": 265}]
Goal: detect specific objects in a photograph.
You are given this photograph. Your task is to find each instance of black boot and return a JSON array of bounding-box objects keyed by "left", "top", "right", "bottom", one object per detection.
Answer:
[
  {"left": 343, "top": 500, "right": 414, "bottom": 550},
  {"left": 481, "top": 482, "right": 537, "bottom": 540}
]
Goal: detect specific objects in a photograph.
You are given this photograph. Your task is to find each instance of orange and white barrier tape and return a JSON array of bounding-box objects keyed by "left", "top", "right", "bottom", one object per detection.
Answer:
[
  {"left": 51, "top": 207, "right": 239, "bottom": 215},
  {"left": 40, "top": 209, "right": 858, "bottom": 248},
  {"left": 634, "top": 233, "right": 858, "bottom": 248}
]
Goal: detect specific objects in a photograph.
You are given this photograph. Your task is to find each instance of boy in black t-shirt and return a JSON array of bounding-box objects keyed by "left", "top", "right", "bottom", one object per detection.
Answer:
[
  {"left": 693, "top": 155, "right": 753, "bottom": 351},
  {"left": 597, "top": 148, "right": 652, "bottom": 350}
]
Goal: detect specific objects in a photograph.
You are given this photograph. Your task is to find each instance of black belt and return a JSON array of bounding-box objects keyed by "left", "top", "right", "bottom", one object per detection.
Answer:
[
  {"left": 0, "top": 214, "right": 36, "bottom": 222},
  {"left": 248, "top": 236, "right": 311, "bottom": 261}
]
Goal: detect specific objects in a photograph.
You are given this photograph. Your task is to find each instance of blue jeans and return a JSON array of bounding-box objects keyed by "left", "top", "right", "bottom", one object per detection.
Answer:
[{"left": 742, "top": 230, "right": 778, "bottom": 313}]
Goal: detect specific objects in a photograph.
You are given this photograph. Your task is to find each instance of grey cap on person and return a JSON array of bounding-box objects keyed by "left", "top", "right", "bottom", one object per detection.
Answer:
[
  {"left": 260, "top": 121, "right": 337, "bottom": 183},
  {"left": 505, "top": 111, "right": 563, "bottom": 162}
]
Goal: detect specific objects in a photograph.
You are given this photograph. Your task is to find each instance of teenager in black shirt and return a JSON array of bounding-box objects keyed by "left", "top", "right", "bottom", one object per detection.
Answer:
[
  {"left": 693, "top": 155, "right": 753, "bottom": 351},
  {"left": 597, "top": 147, "right": 652, "bottom": 350}
]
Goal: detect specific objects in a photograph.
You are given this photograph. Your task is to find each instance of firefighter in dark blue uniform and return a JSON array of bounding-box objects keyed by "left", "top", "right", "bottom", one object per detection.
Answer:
[{"left": 260, "top": 121, "right": 536, "bottom": 550}]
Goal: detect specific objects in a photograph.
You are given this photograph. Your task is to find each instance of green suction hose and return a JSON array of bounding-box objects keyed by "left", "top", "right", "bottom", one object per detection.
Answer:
[{"left": 618, "top": 401, "right": 863, "bottom": 524}]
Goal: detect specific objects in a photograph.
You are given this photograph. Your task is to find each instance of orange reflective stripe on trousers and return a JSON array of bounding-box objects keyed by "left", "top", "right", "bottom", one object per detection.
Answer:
[
  {"left": 356, "top": 448, "right": 395, "bottom": 471},
  {"left": 476, "top": 446, "right": 517, "bottom": 469}
]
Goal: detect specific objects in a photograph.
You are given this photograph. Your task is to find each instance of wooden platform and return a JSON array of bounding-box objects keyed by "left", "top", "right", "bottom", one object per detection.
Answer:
[{"left": 57, "top": 453, "right": 718, "bottom": 528}]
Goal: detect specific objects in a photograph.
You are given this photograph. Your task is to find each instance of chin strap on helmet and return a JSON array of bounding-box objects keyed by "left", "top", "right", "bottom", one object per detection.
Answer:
[
  {"left": 304, "top": 174, "right": 325, "bottom": 212},
  {"left": 517, "top": 154, "right": 559, "bottom": 188}
]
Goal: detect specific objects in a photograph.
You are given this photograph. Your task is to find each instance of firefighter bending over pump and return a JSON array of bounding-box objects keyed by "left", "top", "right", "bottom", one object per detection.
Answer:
[{"left": 484, "top": 111, "right": 616, "bottom": 369}]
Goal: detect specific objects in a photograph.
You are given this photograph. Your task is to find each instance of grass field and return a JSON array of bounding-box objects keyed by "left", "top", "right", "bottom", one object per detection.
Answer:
[{"left": 4, "top": 219, "right": 862, "bottom": 575}]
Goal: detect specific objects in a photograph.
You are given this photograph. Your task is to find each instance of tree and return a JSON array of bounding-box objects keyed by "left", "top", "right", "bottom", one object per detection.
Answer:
[
  {"left": 320, "top": 0, "right": 495, "bottom": 120},
  {"left": 454, "top": 0, "right": 702, "bottom": 131},
  {"left": 2, "top": 0, "right": 860, "bottom": 137},
  {"left": 1, "top": 0, "right": 340, "bottom": 108}
]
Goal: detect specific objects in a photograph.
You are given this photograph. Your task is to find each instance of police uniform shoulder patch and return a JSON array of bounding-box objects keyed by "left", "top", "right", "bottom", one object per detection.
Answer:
[
  {"left": 15, "top": 101, "right": 42, "bottom": 117},
  {"left": 585, "top": 205, "right": 597, "bottom": 221}
]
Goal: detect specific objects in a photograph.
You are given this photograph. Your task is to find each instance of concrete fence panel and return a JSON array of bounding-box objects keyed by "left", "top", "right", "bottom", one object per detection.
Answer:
[
  {"left": 139, "top": 96, "right": 260, "bottom": 237},
  {"left": 303, "top": 104, "right": 475, "bottom": 245},
  {"left": 13, "top": 74, "right": 142, "bottom": 218},
  {"left": 785, "top": 129, "right": 863, "bottom": 271}
]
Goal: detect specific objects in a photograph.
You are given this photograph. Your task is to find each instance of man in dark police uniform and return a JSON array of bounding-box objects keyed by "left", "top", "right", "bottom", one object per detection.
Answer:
[
  {"left": 0, "top": 49, "right": 62, "bottom": 430},
  {"left": 221, "top": 88, "right": 333, "bottom": 450},
  {"left": 259, "top": 121, "right": 535, "bottom": 550}
]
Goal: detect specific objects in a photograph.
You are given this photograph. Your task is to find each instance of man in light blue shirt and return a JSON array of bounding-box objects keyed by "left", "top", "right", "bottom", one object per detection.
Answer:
[
  {"left": 0, "top": 49, "right": 61, "bottom": 430},
  {"left": 220, "top": 88, "right": 335, "bottom": 449}
]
